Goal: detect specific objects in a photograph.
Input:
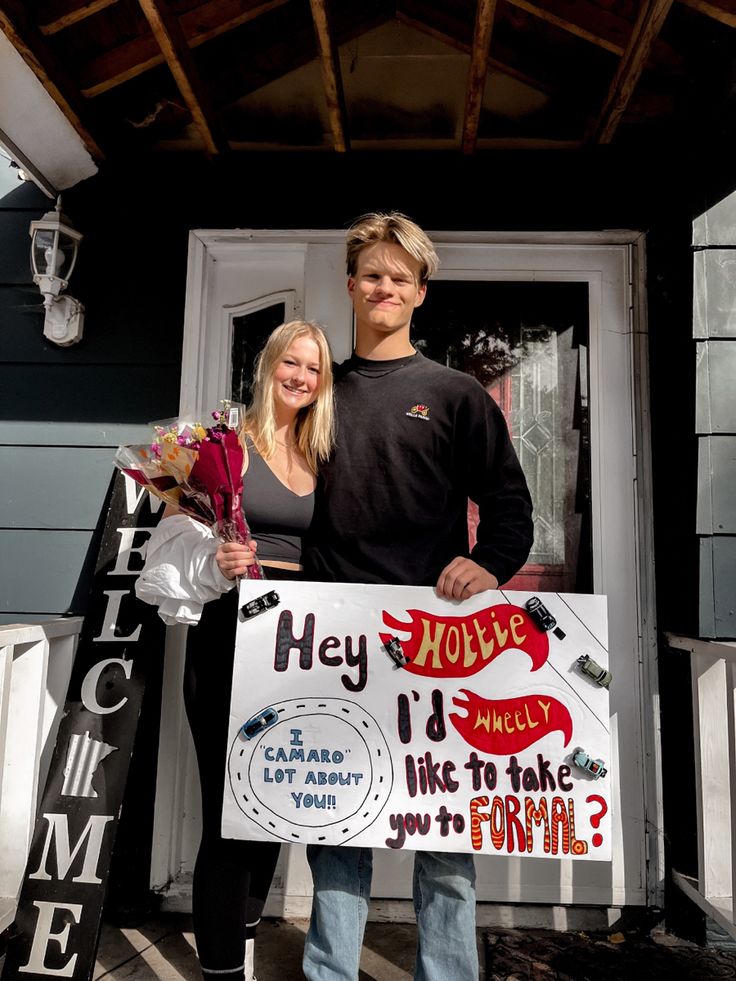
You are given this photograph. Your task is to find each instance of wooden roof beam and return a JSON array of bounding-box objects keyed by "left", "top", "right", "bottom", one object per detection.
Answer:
[
  {"left": 40, "top": 0, "right": 119, "bottom": 35},
  {"left": 678, "top": 0, "right": 736, "bottom": 28},
  {"left": 308, "top": 0, "right": 350, "bottom": 152},
  {"left": 504, "top": 0, "right": 625, "bottom": 55},
  {"left": 462, "top": 0, "right": 498, "bottom": 154},
  {"left": 0, "top": 0, "right": 103, "bottom": 157},
  {"left": 396, "top": 8, "right": 555, "bottom": 96},
  {"left": 81, "top": 0, "right": 288, "bottom": 97},
  {"left": 590, "top": 0, "right": 675, "bottom": 144},
  {"left": 137, "top": 0, "right": 228, "bottom": 155}
]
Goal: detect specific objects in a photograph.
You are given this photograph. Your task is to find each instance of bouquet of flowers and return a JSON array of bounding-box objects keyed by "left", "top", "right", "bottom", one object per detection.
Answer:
[{"left": 114, "top": 401, "right": 263, "bottom": 579}]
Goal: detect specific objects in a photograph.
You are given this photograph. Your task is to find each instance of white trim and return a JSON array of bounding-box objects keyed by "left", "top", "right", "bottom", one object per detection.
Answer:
[{"left": 0, "top": 618, "right": 83, "bottom": 646}]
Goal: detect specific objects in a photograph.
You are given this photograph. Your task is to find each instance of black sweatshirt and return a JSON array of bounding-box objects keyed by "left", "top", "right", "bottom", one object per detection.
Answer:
[{"left": 303, "top": 352, "right": 534, "bottom": 587}]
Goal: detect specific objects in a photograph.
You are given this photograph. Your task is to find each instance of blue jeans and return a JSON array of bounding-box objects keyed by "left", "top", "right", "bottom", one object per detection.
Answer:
[{"left": 304, "top": 846, "right": 478, "bottom": 981}]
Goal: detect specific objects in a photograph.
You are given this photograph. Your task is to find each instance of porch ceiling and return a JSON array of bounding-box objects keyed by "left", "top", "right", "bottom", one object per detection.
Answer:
[{"left": 0, "top": 0, "right": 734, "bottom": 173}]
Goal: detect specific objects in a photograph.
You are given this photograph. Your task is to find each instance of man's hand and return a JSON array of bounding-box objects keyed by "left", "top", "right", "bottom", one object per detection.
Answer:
[
  {"left": 216, "top": 539, "right": 258, "bottom": 580},
  {"left": 436, "top": 557, "right": 499, "bottom": 600}
]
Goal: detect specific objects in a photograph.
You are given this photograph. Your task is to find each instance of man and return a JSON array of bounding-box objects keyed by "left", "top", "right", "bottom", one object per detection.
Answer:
[{"left": 302, "top": 212, "right": 534, "bottom": 980}]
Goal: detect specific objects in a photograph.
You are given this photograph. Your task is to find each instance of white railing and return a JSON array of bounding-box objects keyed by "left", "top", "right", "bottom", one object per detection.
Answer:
[
  {"left": 668, "top": 632, "right": 736, "bottom": 938},
  {"left": 0, "top": 618, "right": 82, "bottom": 932}
]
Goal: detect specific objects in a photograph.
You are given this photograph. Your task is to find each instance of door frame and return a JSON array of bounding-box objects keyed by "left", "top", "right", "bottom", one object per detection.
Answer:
[{"left": 152, "top": 228, "right": 661, "bottom": 912}]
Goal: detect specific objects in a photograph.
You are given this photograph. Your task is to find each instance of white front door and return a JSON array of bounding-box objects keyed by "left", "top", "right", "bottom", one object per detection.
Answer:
[{"left": 152, "top": 230, "right": 659, "bottom": 915}]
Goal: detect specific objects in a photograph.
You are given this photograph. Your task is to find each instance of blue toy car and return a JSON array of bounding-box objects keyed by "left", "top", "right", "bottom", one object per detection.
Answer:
[
  {"left": 240, "top": 706, "right": 279, "bottom": 740},
  {"left": 572, "top": 747, "right": 607, "bottom": 779}
]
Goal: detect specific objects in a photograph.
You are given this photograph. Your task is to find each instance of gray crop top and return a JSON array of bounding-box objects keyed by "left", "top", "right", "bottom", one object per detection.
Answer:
[{"left": 243, "top": 442, "right": 314, "bottom": 563}]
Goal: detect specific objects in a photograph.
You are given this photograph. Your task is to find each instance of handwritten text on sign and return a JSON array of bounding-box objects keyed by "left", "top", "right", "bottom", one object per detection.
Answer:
[{"left": 223, "top": 584, "right": 611, "bottom": 859}]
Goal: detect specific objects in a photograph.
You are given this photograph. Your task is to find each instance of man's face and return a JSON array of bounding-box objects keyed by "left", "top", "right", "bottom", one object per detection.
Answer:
[{"left": 348, "top": 241, "right": 427, "bottom": 335}]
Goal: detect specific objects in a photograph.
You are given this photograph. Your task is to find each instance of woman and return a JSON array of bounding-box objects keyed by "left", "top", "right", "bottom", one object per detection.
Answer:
[{"left": 137, "top": 320, "right": 334, "bottom": 981}]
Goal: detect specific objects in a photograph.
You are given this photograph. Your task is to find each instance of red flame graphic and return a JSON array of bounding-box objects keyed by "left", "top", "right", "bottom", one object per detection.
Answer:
[
  {"left": 380, "top": 604, "right": 548, "bottom": 678},
  {"left": 450, "top": 688, "right": 573, "bottom": 754}
]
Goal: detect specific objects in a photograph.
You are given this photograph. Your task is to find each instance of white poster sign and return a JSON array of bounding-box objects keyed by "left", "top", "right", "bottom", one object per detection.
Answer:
[{"left": 223, "top": 583, "right": 611, "bottom": 860}]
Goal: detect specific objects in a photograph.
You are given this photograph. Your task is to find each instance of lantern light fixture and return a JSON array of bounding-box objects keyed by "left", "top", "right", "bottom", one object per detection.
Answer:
[{"left": 29, "top": 196, "right": 84, "bottom": 347}]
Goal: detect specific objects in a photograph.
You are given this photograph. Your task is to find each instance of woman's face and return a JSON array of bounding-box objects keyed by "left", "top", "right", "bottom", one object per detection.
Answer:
[{"left": 272, "top": 335, "right": 321, "bottom": 415}]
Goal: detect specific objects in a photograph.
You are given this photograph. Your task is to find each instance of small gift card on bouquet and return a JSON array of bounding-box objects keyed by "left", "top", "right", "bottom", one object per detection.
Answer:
[{"left": 115, "top": 400, "right": 264, "bottom": 579}]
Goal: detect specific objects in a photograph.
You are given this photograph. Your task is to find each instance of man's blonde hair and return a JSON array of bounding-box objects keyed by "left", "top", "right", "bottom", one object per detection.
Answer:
[
  {"left": 346, "top": 212, "right": 439, "bottom": 284},
  {"left": 243, "top": 320, "right": 334, "bottom": 473}
]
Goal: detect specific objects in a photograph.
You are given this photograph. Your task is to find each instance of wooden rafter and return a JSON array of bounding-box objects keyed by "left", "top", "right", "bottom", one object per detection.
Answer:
[
  {"left": 679, "top": 0, "right": 736, "bottom": 28},
  {"left": 308, "top": 0, "right": 349, "bottom": 152},
  {"left": 0, "top": 0, "right": 103, "bottom": 157},
  {"left": 397, "top": 7, "right": 555, "bottom": 95},
  {"left": 590, "top": 0, "right": 675, "bottom": 144},
  {"left": 40, "top": 0, "right": 119, "bottom": 35},
  {"left": 81, "top": 0, "right": 288, "bottom": 97},
  {"left": 504, "top": 0, "right": 625, "bottom": 55},
  {"left": 137, "top": 0, "right": 228, "bottom": 154},
  {"left": 462, "top": 0, "right": 498, "bottom": 154}
]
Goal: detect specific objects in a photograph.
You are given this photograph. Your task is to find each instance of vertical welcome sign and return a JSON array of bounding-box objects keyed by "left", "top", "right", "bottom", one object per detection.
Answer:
[
  {"left": 2, "top": 473, "right": 163, "bottom": 980},
  {"left": 224, "top": 582, "right": 612, "bottom": 859}
]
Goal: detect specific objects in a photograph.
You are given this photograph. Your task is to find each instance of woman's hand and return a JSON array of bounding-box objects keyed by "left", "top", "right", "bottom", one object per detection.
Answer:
[{"left": 216, "top": 539, "right": 258, "bottom": 580}]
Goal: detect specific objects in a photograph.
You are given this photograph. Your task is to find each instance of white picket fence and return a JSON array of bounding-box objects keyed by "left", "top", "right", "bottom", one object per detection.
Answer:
[
  {"left": 668, "top": 633, "right": 736, "bottom": 938},
  {"left": 0, "top": 618, "right": 82, "bottom": 932}
]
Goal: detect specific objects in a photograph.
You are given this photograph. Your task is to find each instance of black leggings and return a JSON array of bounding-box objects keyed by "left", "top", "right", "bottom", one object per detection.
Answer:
[{"left": 184, "top": 577, "right": 292, "bottom": 976}]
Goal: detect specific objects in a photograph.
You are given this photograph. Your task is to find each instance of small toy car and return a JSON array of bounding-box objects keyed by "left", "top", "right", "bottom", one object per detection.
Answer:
[
  {"left": 240, "top": 706, "right": 279, "bottom": 740},
  {"left": 240, "top": 590, "right": 280, "bottom": 620},
  {"left": 526, "top": 596, "right": 555, "bottom": 630},
  {"left": 572, "top": 747, "right": 607, "bottom": 779},
  {"left": 577, "top": 654, "right": 612, "bottom": 689},
  {"left": 383, "top": 636, "right": 410, "bottom": 668}
]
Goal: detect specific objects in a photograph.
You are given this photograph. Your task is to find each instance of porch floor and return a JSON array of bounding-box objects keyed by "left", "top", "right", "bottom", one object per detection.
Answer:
[{"left": 84, "top": 914, "right": 736, "bottom": 980}]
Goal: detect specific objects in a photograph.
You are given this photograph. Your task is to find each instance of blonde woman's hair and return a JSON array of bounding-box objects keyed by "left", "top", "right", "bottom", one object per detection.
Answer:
[
  {"left": 242, "top": 320, "right": 334, "bottom": 473},
  {"left": 346, "top": 212, "right": 440, "bottom": 284}
]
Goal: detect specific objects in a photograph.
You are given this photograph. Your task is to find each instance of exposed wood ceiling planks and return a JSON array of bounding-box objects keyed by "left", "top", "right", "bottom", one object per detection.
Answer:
[
  {"left": 309, "top": 0, "right": 350, "bottom": 151},
  {"left": 590, "top": 0, "right": 676, "bottom": 144},
  {"left": 137, "top": 0, "right": 228, "bottom": 154},
  {"left": 81, "top": 0, "right": 289, "bottom": 96},
  {"left": 678, "top": 0, "right": 736, "bottom": 28},
  {"left": 40, "top": 0, "right": 119, "bottom": 35},
  {"left": 3, "top": 0, "right": 731, "bottom": 153},
  {"left": 0, "top": 0, "right": 104, "bottom": 157},
  {"left": 462, "top": 0, "right": 498, "bottom": 154}
]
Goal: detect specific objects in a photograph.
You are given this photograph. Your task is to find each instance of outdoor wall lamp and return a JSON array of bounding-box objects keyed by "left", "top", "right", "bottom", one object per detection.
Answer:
[{"left": 29, "top": 197, "right": 84, "bottom": 347}]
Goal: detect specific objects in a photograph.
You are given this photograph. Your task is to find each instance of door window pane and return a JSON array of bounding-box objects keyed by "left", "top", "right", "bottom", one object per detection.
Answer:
[
  {"left": 412, "top": 281, "right": 592, "bottom": 593},
  {"left": 231, "top": 301, "right": 287, "bottom": 404}
]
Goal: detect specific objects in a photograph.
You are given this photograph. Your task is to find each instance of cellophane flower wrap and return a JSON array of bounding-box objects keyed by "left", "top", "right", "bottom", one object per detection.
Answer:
[{"left": 114, "top": 402, "right": 263, "bottom": 579}]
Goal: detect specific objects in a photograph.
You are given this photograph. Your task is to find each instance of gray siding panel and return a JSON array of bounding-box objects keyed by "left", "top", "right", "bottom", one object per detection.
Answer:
[
  {"left": 697, "top": 437, "right": 736, "bottom": 536},
  {"left": 695, "top": 341, "right": 736, "bottom": 434},
  {"left": 712, "top": 539, "right": 736, "bottom": 637},
  {"left": 693, "top": 189, "right": 736, "bottom": 247},
  {"left": 693, "top": 251, "right": 736, "bottom": 339},
  {"left": 0, "top": 422, "right": 152, "bottom": 619},
  {"left": 695, "top": 190, "right": 736, "bottom": 637},
  {"left": 0, "top": 446, "right": 115, "bottom": 529},
  {"left": 699, "top": 539, "right": 716, "bottom": 637},
  {"left": 0, "top": 530, "right": 93, "bottom": 613},
  {"left": 696, "top": 438, "right": 712, "bottom": 534}
]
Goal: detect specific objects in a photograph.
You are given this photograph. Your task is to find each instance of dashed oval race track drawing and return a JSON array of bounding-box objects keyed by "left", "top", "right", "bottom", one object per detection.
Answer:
[{"left": 228, "top": 697, "right": 394, "bottom": 844}]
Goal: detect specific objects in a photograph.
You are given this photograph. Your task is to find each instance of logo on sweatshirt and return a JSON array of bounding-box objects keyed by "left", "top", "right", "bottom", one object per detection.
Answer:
[{"left": 406, "top": 403, "right": 430, "bottom": 420}]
